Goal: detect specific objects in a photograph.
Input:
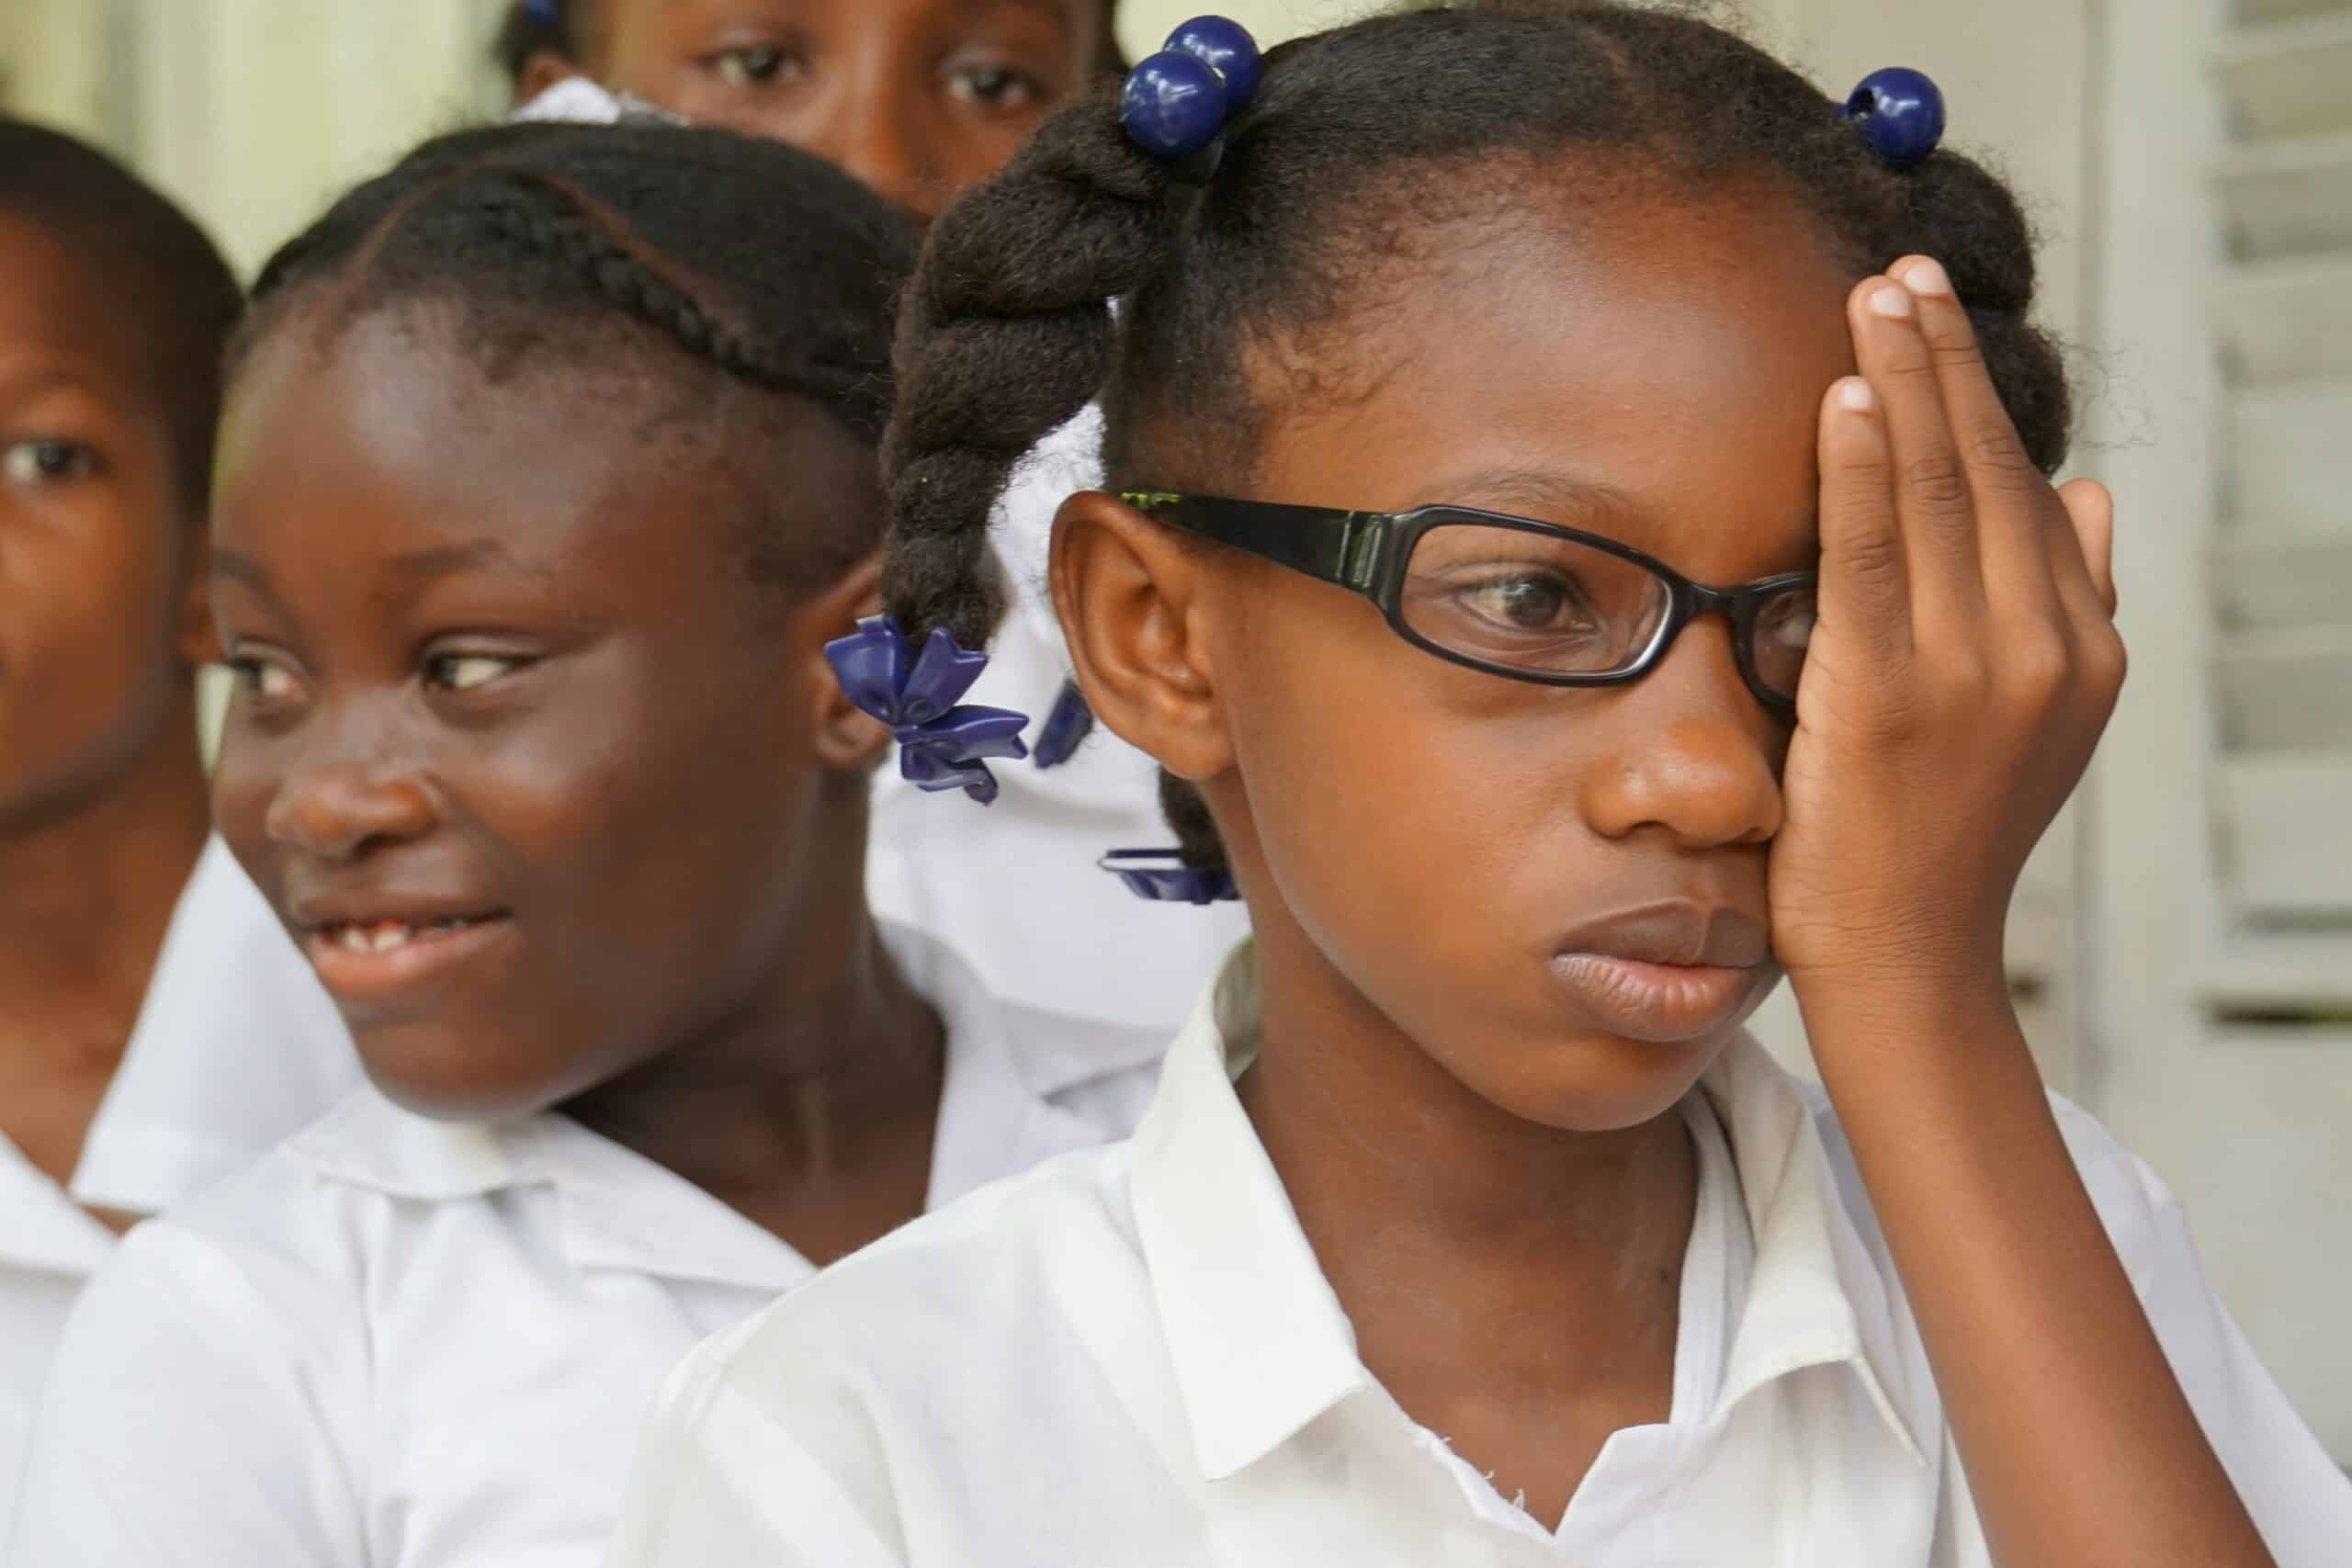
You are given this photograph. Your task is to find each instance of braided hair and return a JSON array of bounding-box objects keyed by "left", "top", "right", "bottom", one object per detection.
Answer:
[
  {"left": 0, "top": 118, "right": 243, "bottom": 517},
  {"left": 885, "top": 1, "right": 2073, "bottom": 873},
  {"left": 236, "top": 120, "right": 916, "bottom": 601}
]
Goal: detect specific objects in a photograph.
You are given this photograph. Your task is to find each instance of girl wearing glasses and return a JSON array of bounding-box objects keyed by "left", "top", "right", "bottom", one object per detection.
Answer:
[{"left": 610, "top": 6, "right": 2351, "bottom": 1564}]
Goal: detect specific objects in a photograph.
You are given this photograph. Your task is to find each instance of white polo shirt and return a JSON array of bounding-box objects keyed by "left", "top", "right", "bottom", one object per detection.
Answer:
[
  {"left": 69, "top": 835, "right": 361, "bottom": 1216},
  {"left": 606, "top": 943, "right": 2352, "bottom": 1567},
  {"left": 7, "top": 925, "right": 1164, "bottom": 1568},
  {"left": 0, "top": 1138, "right": 113, "bottom": 1551}
]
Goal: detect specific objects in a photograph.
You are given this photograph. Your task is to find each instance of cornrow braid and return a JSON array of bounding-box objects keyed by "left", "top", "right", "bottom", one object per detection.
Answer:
[
  {"left": 236, "top": 120, "right": 915, "bottom": 601},
  {"left": 884, "top": 2, "right": 2075, "bottom": 875}
]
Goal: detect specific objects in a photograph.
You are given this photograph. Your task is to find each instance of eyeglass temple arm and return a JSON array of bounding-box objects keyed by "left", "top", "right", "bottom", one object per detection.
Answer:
[{"left": 1119, "top": 493, "right": 1390, "bottom": 592}]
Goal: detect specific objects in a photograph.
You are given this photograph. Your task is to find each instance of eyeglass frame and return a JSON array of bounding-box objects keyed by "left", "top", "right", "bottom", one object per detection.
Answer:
[{"left": 1117, "top": 491, "right": 1818, "bottom": 712}]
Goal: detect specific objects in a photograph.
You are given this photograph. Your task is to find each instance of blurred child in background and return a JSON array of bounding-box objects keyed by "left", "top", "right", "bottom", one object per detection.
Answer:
[{"left": 0, "top": 120, "right": 243, "bottom": 1541}]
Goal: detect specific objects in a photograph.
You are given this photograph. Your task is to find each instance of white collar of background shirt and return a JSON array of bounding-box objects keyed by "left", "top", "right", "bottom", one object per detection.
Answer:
[
  {"left": 272, "top": 917, "right": 1165, "bottom": 1286},
  {"left": 1132, "top": 943, "right": 1937, "bottom": 1496}
]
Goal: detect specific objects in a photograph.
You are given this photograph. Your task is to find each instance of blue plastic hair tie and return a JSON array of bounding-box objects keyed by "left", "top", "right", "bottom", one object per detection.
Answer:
[
  {"left": 1100, "top": 850, "right": 1240, "bottom": 905},
  {"left": 1032, "top": 678, "right": 1096, "bottom": 770},
  {"left": 826, "top": 615, "right": 1030, "bottom": 805},
  {"left": 1120, "top": 15, "right": 1261, "bottom": 164},
  {"left": 1846, "top": 68, "right": 1946, "bottom": 167}
]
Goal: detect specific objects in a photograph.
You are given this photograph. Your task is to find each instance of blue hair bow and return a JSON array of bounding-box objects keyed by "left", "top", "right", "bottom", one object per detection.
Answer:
[
  {"left": 826, "top": 616, "right": 1029, "bottom": 805},
  {"left": 1099, "top": 851, "right": 1240, "bottom": 905}
]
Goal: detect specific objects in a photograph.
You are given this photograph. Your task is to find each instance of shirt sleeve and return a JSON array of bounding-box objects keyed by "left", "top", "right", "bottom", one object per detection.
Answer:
[
  {"left": 605, "top": 1324, "right": 910, "bottom": 1568},
  {"left": 5, "top": 1218, "right": 368, "bottom": 1567},
  {"left": 2051, "top": 1100, "right": 2352, "bottom": 1566}
]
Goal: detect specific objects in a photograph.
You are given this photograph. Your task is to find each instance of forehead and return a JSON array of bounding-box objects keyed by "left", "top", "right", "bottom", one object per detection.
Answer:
[
  {"left": 0, "top": 217, "right": 150, "bottom": 399},
  {"left": 615, "top": 0, "right": 1099, "bottom": 42},
  {"left": 218, "top": 303, "right": 741, "bottom": 566},
  {"left": 1250, "top": 180, "right": 1857, "bottom": 571}
]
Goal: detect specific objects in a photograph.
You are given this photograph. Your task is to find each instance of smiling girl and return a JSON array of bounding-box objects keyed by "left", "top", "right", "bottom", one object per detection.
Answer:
[
  {"left": 8, "top": 122, "right": 1161, "bottom": 1567},
  {"left": 608, "top": 8, "right": 2352, "bottom": 1564}
]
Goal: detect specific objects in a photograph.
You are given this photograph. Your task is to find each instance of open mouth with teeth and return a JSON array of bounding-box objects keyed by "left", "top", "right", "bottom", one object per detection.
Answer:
[{"left": 314, "top": 917, "right": 492, "bottom": 954}]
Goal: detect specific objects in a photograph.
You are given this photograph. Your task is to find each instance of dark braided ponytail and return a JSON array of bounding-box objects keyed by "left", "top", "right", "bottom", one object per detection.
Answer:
[
  {"left": 236, "top": 120, "right": 915, "bottom": 599},
  {"left": 884, "top": 1, "right": 2075, "bottom": 875}
]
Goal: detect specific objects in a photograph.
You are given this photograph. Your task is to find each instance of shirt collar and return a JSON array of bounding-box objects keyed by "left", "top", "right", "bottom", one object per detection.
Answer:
[
  {"left": 281, "top": 921, "right": 1156, "bottom": 1296},
  {"left": 0, "top": 1134, "right": 114, "bottom": 1282},
  {"left": 1128, "top": 942, "right": 1934, "bottom": 1484}
]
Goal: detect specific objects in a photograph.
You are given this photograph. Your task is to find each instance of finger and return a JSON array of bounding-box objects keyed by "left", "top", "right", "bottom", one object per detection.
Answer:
[
  {"left": 2054, "top": 478, "right": 2118, "bottom": 618},
  {"left": 1848, "top": 274, "right": 1984, "bottom": 630},
  {"left": 1891, "top": 256, "right": 2061, "bottom": 627},
  {"left": 1815, "top": 375, "right": 1912, "bottom": 663}
]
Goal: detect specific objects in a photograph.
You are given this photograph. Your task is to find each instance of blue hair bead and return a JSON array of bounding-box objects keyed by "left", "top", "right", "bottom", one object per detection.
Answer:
[
  {"left": 1846, "top": 68, "right": 1946, "bottom": 167},
  {"left": 1121, "top": 50, "right": 1232, "bottom": 161},
  {"left": 524, "top": 0, "right": 560, "bottom": 22},
  {"left": 1164, "top": 15, "right": 1262, "bottom": 108}
]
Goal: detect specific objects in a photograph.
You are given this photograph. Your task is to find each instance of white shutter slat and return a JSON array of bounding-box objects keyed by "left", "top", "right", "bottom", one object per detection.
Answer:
[
  {"left": 2214, "top": 255, "right": 2352, "bottom": 382},
  {"left": 2203, "top": 930, "right": 2352, "bottom": 1008},
  {"left": 2215, "top": 130, "right": 2352, "bottom": 257},
  {"left": 2227, "top": 382, "right": 2352, "bottom": 527},
  {"left": 2220, "top": 752, "right": 2352, "bottom": 918},
  {"left": 2236, "top": 0, "right": 2351, "bottom": 26},
  {"left": 2216, "top": 530, "right": 2352, "bottom": 629},
  {"left": 2213, "top": 10, "right": 2352, "bottom": 143},
  {"left": 2211, "top": 628, "right": 2352, "bottom": 748}
]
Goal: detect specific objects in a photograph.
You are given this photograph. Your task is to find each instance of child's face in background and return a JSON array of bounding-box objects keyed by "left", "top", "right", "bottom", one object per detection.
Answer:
[
  {"left": 550, "top": 0, "right": 1106, "bottom": 217},
  {"left": 209, "top": 304, "right": 884, "bottom": 1120},
  {"left": 0, "top": 218, "right": 208, "bottom": 832},
  {"left": 1185, "top": 183, "right": 1856, "bottom": 1133}
]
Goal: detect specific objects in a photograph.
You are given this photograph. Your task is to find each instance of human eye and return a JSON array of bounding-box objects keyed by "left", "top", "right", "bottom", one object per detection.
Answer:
[
  {"left": 707, "top": 41, "right": 804, "bottom": 89},
  {"left": 2, "top": 438, "right": 98, "bottom": 488},
  {"left": 1449, "top": 564, "right": 1602, "bottom": 637},
  {"left": 225, "top": 650, "right": 305, "bottom": 709},
  {"left": 944, "top": 58, "right": 1046, "bottom": 111},
  {"left": 422, "top": 652, "right": 526, "bottom": 694}
]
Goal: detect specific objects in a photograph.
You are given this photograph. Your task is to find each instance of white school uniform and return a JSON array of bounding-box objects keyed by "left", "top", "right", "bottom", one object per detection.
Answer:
[
  {"left": 865, "top": 407, "right": 1251, "bottom": 1037},
  {"left": 606, "top": 942, "right": 2352, "bottom": 1568},
  {"left": 69, "top": 835, "right": 361, "bottom": 1216},
  {"left": 6, "top": 924, "right": 1164, "bottom": 1568},
  {"left": 0, "top": 1138, "right": 113, "bottom": 1551}
]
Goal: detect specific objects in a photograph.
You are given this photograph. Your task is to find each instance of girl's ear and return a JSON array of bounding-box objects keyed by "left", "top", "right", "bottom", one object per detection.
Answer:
[
  {"left": 175, "top": 525, "right": 220, "bottom": 668},
  {"left": 797, "top": 549, "right": 893, "bottom": 773},
  {"left": 1048, "top": 491, "right": 1233, "bottom": 784}
]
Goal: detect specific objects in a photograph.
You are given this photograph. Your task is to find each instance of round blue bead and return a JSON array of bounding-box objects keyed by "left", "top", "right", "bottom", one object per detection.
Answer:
[
  {"left": 1121, "top": 50, "right": 1230, "bottom": 160},
  {"left": 1163, "top": 15, "right": 1262, "bottom": 107},
  {"left": 1846, "top": 67, "right": 1946, "bottom": 167}
]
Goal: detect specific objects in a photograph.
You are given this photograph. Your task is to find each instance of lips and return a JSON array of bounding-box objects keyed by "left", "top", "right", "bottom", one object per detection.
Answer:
[
  {"left": 1549, "top": 900, "right": 1773, "bottom": 1044},
  {"left": 288, "top": 892, "right": 513, "bottom": 1009}
]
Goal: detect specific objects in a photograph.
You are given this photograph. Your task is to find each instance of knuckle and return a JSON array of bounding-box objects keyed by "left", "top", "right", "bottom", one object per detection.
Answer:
[
  {"left": 1833, "top": 520, "right": 1905, "bottom": 586},
  {"left": 1928, "top": 335, "right": 1987, "bottom": 371},
  {"left": 1965, "top": 422, "right": 2039, "bottom": 486},
  {"left": 2002, "top": 632, "right": 2072, "bottom": 698},
  {"left": 1903, "top": 454, "right": 1973, "bottom": 513}
]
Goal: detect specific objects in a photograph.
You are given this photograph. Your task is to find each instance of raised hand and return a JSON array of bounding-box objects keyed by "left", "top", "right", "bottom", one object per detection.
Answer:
[{"left": 1770, "top": 254, "right": 2123, "bottom": 1006}]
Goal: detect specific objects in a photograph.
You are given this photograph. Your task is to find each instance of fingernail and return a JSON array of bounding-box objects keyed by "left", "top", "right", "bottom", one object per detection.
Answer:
[
  {"left": 1837, "top": 378, "right": 1875, "bottom": 412},
  {"left": 1901, "top": 257, "right": 1953, "bottom": 296},
  {"left": 1868, "top": 283, "right": 1913, "bottom": 320}
]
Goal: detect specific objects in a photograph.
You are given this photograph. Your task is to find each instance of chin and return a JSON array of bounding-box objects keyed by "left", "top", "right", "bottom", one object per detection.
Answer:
[
  {"left": 351, "top": 1020, "right": 568, "bottom": 1124},
  {"left": 1478, "top": 1027, "right": 1733, "bottom": 1134}
]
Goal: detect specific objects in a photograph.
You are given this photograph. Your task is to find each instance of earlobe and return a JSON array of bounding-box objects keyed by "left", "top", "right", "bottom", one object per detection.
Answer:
[
  {"left": 1048, "top": 491, "right": 1233, "bottom": 783},
  {"left": 800, "top": 550, "right": 894, "bottom": 772}
]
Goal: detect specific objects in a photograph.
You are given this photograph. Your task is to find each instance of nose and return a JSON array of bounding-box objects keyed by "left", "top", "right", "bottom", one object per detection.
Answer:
[
  {"left": 265, "top": 760, "right": 437, "bottom": 864},
  {"left": 1579, "top": 622, "right": 1784, "bottom": 851},
  {"left": 804, "top": 85, "right": 936, "bottom": 217}
]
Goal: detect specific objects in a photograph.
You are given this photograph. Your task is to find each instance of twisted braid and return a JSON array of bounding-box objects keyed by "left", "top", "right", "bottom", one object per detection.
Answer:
[{"left": 884, "top": 2, "right": 2075, "bottom": 874}]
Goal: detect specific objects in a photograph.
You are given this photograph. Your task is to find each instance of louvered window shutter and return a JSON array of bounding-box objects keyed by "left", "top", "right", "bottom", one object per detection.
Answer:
[{"left": 2211, "top": 0, "right": 2352, "bottom": 1018}]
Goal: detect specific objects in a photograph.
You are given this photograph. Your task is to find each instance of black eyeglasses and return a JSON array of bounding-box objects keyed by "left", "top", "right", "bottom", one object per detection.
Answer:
[{"left": 1122, "top": 491, "right": 1818, "bottom": 710}]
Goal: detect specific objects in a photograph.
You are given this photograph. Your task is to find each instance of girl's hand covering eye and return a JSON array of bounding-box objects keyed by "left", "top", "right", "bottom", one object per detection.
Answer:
[{"left": 1770, "top": 256, "right": 2123, "bottom": 1003}]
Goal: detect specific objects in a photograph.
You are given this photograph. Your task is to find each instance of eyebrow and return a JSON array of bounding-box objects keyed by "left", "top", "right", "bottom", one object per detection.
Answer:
[
  {"left": 1408, "top": 466, "right": 1642, "bottom": 519},
  {"left": 384, "top": 540, "right": 550, "bottom": 581}
]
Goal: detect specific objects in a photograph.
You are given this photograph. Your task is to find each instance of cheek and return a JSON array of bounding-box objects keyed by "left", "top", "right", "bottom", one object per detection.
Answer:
[
  {"left": 1223, "top": 578, "right": 1596, "bottom": 957},
  {"left": 0, "top": 498, "right": 186, "bottom": 799}
]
